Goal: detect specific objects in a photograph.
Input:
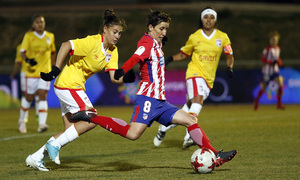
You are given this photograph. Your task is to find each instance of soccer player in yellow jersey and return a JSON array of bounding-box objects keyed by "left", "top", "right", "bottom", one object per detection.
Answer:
[
  {"left": 26, "top": 9, "right": 134, "bottom": 171},
  {"left": 18, "top": 15, "right": 56, "bottom": 133},
  {"left": 154, "top": 7, "right": 235, "bottom": 149}
]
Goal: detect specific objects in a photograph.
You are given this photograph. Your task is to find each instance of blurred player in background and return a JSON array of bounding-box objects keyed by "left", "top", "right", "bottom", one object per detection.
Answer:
[
  {"left": 25, "top": 9, "right": 132, "bottom": 171},
  {"left": 70, "top": 10, "right": 237, "bottom": 169},
  {"left": 18, "top": 15, "right": 56, "bottom": 133},
  {"left": 10, "top": 44, "right": 40, "bottom": 132},
  {"left": 254, "top": 31, "right": 285, "bottom": 110},
  {"left": 153, "top": 7, "right": 234, "bottom": 148}
]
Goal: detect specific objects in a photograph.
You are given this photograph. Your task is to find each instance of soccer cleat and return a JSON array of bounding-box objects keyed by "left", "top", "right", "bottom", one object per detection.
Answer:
[
  {"left": 18, "top": 122, "right": 27, "bottom": 133},
  {"left": 26, "top": 155, "right": 49, "bottom": 171},
  {"left": 254, "top": 100, "right": 259, "bottom": 111},
  {"left": 46, "top": 142, "right": 61, "bottom": 165},
  {"left": 153, "top": 130, "right": 166, "bottom": 147},
  {"left": 70, "top": 111, "right": 94, "bottom": 122},
  {"left": 215, "top": 149, "right": 237, "bottom": 167},
  {"left": 38, "top": 124, "right": 49, "bottom": 133},
  {"left": 182, "top": 137, "right": 196, "bottom": 148}
]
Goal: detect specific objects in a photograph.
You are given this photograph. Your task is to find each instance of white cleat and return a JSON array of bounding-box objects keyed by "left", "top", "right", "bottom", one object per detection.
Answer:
[
  {"left": 37, "top": 124, "right": 49, "bottom": 133},
  {"left": 182, "top": 137, "right": 196, "bottom": 148},
  {"left": 26, "top": 155, "right": 49, "bottom": 171},
  {"left": 18, "top": 122, "right": 27, "bottom": 133},
  {"left": 153, "top": 130, "right": 166, "bottom": 147}
]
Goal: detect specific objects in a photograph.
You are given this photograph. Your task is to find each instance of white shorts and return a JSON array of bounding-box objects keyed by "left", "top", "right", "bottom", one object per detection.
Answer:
[
  {"left": 186, "top": 77, "right": 210, "bottom": 100},
  {"left": 54, "top": 87, "right": 96, "bottom": 116},
  {"left": 25, "top": 77, "right": 51, "bottom": 95},
  {"left": 20, "top": 71, "right": 26, "bottom": 92}
]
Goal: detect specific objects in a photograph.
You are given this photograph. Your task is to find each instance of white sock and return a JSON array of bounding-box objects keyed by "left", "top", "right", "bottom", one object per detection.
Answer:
[
  {"left": 31, "top": 137, "right": 55, "bottom": 161},
  {"left": 38, "top": 100, "right": 48, "bottom": 125},
  {"left": 159, "top": 124, "right": 177, "bottom": 132},
  {"left": 189, "top": 103, "right": 202, "bottom": 116},
  {"left": 182, "top": 103, "right": 189, "bottom": 113},
  {"left": 19, "top": 97, "right": 31, "bottom": 123},
  {"left": 51, "top": 124, "right": 79, "bottom": 148}
]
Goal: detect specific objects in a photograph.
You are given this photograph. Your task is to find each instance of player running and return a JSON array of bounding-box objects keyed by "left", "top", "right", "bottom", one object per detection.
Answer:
[
  {"left": 153, "top": 7, "right": 235, "bottom": 148},
  {"left": 254, "top": 31, "right": 285, "bottom": 110},
  {"left": 18, "top": 15, "right": 56, "bottom": 133},
  {"left": 71, "top": 10, "right": 237, "bottom": 168},
  {"left": 25, "top": 9, "right": 132, "bottom": 171}
]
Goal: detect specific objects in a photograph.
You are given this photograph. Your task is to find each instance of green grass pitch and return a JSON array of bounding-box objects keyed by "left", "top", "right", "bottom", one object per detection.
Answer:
[{"left": 0, "top": 104, "right": 299, "bottom": 179}]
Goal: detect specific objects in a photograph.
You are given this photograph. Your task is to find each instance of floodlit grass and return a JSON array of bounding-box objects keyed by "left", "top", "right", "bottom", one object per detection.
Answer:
[{"left": 0, "top": 104, "right": 299, "bottom": 179}]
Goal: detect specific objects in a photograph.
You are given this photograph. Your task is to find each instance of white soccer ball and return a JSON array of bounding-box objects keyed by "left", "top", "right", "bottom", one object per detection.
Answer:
[{"left": 191, "top": 148, "right": 216, "bottom": 174}]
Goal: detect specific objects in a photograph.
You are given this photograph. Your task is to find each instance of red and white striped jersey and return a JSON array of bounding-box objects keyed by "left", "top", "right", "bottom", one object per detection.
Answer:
[
  {"left": 134, "top": 33, "right": 166, "bottom": 100},
  {"left": 261, "top": 45, "right": 282, "bottom": 76}
]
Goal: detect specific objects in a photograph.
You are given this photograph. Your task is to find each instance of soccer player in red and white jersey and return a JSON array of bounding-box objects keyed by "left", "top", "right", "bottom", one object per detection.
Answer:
[
  {"left": 153, "top": 7, "right": 235, "bottom": 149},
  {"left": 25, "top": 9, "right": 132, "bottom": 171},
  {"left": 254, "top": 31, "right": 285, "bottom": 110},
  {"left": 71, "top": 10, "right": 237, "bottom": 168}
]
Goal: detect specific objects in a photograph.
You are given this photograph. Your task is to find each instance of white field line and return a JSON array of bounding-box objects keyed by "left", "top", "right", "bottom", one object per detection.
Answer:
[{"left": 0, "top": 132, "right": 58, "bottom": 142}]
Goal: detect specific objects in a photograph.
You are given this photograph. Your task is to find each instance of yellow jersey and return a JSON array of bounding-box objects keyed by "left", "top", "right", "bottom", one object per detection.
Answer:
[
  {"left": 54, "top": 34, "right": 119, "bottom": 91},
  {"left": 14, "top": 44, "right": 28, "bottom": 73},
  {"left": 181, "top": 29, "right": 232, "bottom": 88},
  {"left": 20, "top": 31, "right": 56, "bottom": 77}
]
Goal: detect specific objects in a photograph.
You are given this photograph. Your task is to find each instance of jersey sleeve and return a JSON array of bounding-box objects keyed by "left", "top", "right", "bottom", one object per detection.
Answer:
[
  {"left": 70, "top": 35, "right": 95, "bottom": 56},
  {"left": 180, "top": 34, "right": 194, "bottom": 57},
  {"left": 134, "top": 40, "right": 152, "bottom": 62},
  {"left": 222, "top": 33, "right": 233, "bottom": 55},
  {"left": 20, "top": 33, "right": 30, "bottom": 53},
  {"left": 50, "top": 33, "right": 56, "bottom": 53},
  {"left": 15, "top": 44, "right": 23, "bottom": 63}
]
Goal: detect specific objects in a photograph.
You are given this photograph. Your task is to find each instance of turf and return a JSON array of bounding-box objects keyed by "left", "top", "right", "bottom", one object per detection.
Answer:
[{"left": 0, "top": 104, "right": 299, "bottom": 179}]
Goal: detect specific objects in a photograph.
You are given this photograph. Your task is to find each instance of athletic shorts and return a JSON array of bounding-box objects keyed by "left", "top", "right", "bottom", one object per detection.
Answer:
[
  {"left": 54, "top": 87, "right": 96, "bottom": 116},
  {"left": 25, "top": 77, "right": 51, "bottom": 95},
  {"left": 263, "top": 73, "right": 280, "bottom": 84},
  {"left": 186, "top": 77, "right": 210, "bottom": 100},
  {"left": 130, "top": 95, "right": 179, "bottom": 127},
  {"left": 20, "top": 71, "right": 25, "bottom": 92}
]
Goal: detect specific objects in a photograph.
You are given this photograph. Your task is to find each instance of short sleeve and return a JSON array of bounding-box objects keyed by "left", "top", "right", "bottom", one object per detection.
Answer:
[
  {"left": 180, "top": 34, "right": 194, "bottom": 57},
  {"left": 70, "top": 35, "right": 95, "bottom": 56}
]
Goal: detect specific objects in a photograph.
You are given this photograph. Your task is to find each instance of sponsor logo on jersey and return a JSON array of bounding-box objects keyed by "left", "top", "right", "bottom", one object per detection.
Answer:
[{"left": 134, "top": 46, "right": 145, "bottom": 56}]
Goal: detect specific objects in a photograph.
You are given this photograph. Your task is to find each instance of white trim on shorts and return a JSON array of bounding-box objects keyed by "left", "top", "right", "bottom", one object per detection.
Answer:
[
  {"left": 186, "top": 77, "right": 210, "bottom": 100},
  {"left": 20, "top": 71, "right": 26, "bottom": 92},
  {"left": 54, "top": 87, "right": 96, "bottom": 116}
]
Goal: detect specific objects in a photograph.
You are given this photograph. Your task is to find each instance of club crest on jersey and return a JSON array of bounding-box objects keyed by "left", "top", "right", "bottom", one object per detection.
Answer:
[
  {"left": 46, "top": 38, "right": 51, "bottom": 44},
  {"left": 105, "top": 54, "right": 112, "bottom": 63},
  {"left": 216, "top": 39, "right": 222, "bottom": 47}
]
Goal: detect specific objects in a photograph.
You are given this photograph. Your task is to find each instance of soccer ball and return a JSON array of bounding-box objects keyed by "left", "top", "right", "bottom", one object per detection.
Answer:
[{"left": 191, "top": 148, "right": 216, "bottom": 174}]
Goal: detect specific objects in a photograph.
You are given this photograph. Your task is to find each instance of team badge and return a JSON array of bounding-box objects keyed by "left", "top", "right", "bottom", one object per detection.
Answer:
[
  {"left": 143, "top": 113, "right": 148, "bottom": 120},
  {"left": 216, "top": 39, "right": 222, "bottom": 47},
  {"left": 105, "top": 54, "right": 112, "bottom": 63},
  {"left": 46, "top": 38, "right": 51, "bottom": 44}
]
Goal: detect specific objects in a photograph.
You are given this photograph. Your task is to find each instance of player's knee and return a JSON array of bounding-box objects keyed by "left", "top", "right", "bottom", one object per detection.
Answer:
[{"left": 126, "top": 132, "right": 141, "bottom": 140}]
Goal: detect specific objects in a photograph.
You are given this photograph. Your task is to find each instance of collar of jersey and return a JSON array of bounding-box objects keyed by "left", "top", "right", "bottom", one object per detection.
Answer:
[
  {"left": 33, "top": 31, "right": 46, "bottom": 39},
  {"left": 200, "top": 29, "right": 216, "bottom": 40},
  {"left": 144, "top": 33, "right": 161, "bottom": 47}
]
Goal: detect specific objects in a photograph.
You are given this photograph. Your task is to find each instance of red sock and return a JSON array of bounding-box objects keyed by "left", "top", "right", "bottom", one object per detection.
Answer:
[
  {"left": 188, "top": 124, "right": 218, "bottom": 154},
  {"left": 91, "top": 115, "right": 129, "bottom": 137},
  {"left": 277, "top": 87, "right": 283, "bottom": 107}
]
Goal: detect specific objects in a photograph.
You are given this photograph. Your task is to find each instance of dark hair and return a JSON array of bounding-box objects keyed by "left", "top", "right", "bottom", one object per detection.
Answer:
[
  {"left": 31, "top": 15, "right": 43, "bottom": 24},
  {"left": 198, "top": 6, "right": 217, "bottom": 29},
  {"left": 146, "top": 10, "right": 171, "bottom": 28},
  {"left": 100, "top": 9, "right": 126, "bottom": 33}
]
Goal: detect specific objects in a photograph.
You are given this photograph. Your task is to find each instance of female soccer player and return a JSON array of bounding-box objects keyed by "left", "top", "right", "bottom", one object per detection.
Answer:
[
  {"left": 254, "top": 31, "right": 285, "bottom": 110},
  {"left": 18, "top": 15, "right": 56, "bottom": 133},
  {"left": 25, "top": 9, "right": 133, "bottom": 171},
  {"left": 71, "top": 10, "right": 237, "bottom": 168},
  {"left": 153, "top": 7, "right": 235, "bottom": 149}
]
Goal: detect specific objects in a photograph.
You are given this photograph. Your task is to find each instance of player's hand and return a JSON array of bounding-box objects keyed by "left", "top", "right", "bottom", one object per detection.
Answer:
[
  {"left": 227, "top": 67, "right": 234, "bottom": 78},
  {"left": 114, "top": 68, "right": 125, "bottom": 80},
  {"left": 123, "top": 69, "right": 136, "bottom": 83},
  {"left": 165, "top": 56, "right": 173, "bottom": 67},
  {"left": 25, "top": 58, "right": 37, "bottom": 66},
  {"left": 40, "top": 66, "right": 61, "bottom": 81}
]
